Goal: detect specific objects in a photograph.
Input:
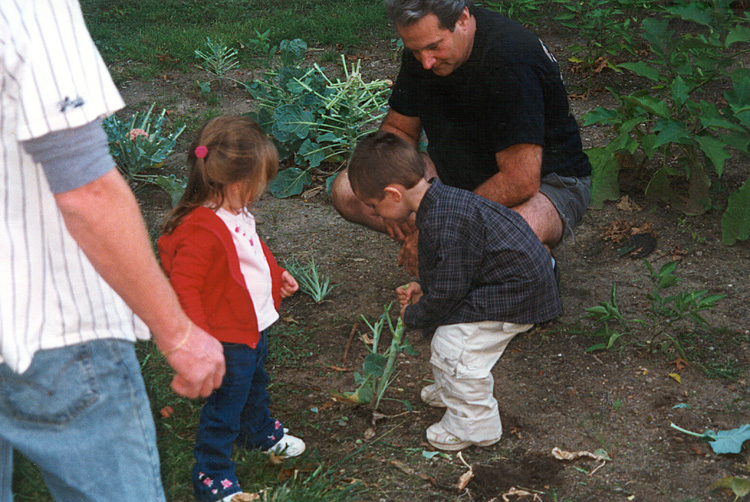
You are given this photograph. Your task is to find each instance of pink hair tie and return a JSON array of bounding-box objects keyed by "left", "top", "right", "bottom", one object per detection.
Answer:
[{"left": 195, "top": 145, "right": 208, "bottom": 158}]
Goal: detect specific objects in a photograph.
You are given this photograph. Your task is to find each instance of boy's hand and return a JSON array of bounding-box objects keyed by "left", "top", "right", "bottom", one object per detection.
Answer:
[
  {"left": 396, "top": 281, "right": 422, "bottom": 309},
  {"left": 280, "top": 270, "right": 299, "bottom": 298}
]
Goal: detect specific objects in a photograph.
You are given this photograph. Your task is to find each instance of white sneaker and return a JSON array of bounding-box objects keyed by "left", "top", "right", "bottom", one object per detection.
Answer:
[
  {"left": 222, "top": 493, "right": 255, "bottom": 502},
  {"left": 426, "top": 422, "right": 500, "bottom": 451},
  {"left": 266, "top": 433, "right": 306, "bottom": 457},
  {"left": 420, "top": 383, "right": 446, "bottom": 408}
]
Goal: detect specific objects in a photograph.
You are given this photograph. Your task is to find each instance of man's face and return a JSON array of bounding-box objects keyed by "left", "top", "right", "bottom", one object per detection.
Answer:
[{"left": 397, "top": 9, "right": 474, "bottom": 76}]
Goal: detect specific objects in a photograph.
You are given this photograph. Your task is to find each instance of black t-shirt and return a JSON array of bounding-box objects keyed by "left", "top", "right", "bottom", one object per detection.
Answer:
[{"left": 389, "top": 7, "right": 592, "bottom": 191}]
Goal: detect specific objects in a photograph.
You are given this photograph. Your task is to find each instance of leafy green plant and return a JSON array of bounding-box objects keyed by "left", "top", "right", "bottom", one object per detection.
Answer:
[
  {"left": 585, "top": 260, "right": 725, "bottom": 359},
  {"left": 583, "top": 3, "right": 750, "bottom": 243},
  {"left": 670, "top": 422, "right": 750, "bottom": 455},
  {"left": 245, "top": 41, "right": 390, "bottom": 198},
  {"left": 194, "top": 37, "right": 239, "bottom": 83},
  {"left": 283, "top": 257, "right": 337, "bottom": 304},
  {"left": 553, "top": 0, "right": 638, "bottom": 97},
  {"left": 334, "top": 304, "right": 415, "bottom": 410},
  {"left": 484, "top": 0, "right": 544, "bottom": 26},
  {"left": 102, "top": 104, "right": 186, "bottom": 206}
]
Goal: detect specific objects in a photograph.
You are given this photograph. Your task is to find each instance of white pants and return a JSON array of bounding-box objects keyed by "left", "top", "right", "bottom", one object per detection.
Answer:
[{"left": 430, "top": 321, "right": 532, "bottom": 443}]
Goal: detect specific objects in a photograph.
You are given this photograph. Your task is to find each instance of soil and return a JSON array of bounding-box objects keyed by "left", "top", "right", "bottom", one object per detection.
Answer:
[{"left": 120, "top": 26, "right": 750, "bottom": 502}]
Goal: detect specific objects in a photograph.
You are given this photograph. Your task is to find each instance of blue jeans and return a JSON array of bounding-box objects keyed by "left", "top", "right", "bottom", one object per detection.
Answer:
[
  {"left": 192, "top": 331, "right": 284, "bottom": 502},
  {"left": 0, "top": 339, "right": 165, "bottom": 502}
]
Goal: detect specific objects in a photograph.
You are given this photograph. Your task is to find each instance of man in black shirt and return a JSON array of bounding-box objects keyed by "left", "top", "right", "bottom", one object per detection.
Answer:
[{"left": 331, "top": 0, "right": 591, "bottom": 275}]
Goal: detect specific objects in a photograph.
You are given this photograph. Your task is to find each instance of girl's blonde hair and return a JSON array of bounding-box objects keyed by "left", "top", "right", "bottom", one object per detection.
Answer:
[{"left": 162, "top": 116, "right": 278, "bottom": 235}]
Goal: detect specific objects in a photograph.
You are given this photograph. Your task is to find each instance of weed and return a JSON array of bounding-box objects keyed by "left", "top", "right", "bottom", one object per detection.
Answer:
[
  {"left": 283, "top": 257, "right": 338, "bottom": 303},
  {"left": 194, "top": 37, "right": 239, "bottom": 83},
  {"left": 584, "top": 259, "right": 725, "bottom": 361},
  {"left": 267, "top": 322, "right": 316, "bottom": 369},
  {"left": 677, "top": 217, "right": 707, "bottom": 244}
]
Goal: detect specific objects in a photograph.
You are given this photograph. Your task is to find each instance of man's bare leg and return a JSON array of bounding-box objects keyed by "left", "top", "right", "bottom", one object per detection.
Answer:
[{"left": 511, "top": 192, "right": 564, "bottom": 251}]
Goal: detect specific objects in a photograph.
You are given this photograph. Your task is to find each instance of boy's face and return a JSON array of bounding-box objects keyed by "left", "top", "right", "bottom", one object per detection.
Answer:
[{"left": 359, "top": 186, "right": 411, "bottom": 223}]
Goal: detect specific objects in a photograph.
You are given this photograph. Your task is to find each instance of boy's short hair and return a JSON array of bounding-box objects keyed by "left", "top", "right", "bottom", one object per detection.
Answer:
[{"left": 348, "top": 130, "right": 425, "bottom": 200}]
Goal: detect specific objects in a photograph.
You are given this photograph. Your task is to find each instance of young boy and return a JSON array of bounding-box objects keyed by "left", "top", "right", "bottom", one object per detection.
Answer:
[{"left": 347, "top": 131, "right": 563, "bottom": 451}]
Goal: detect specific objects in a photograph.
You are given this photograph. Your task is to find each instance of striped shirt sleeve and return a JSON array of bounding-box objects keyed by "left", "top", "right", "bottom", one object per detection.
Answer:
[{"left": 15, "top": 0, "right": 124, "bottom": 140}]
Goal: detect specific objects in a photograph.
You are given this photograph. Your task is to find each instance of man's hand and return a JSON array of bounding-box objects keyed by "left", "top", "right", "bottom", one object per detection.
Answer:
[
  {"left": 164, "top": 324, "right": 225, "bottom": 399},
  {"left": 398, "top": 230, "right": 419, "bottom": 276}
]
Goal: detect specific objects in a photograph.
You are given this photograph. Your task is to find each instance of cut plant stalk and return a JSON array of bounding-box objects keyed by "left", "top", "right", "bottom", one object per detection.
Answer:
[{"left": 334, "top": 303, "right": 412, "bottom": 410}]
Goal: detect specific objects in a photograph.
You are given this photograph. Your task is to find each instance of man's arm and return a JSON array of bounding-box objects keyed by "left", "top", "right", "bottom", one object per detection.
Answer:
[
  {"left": 474, "top": 143, "right": 542, "bottom": 208},
  {"left": 54, "top": 169, "right": 225, "bottom": 398},
  {"left": 476, "top": 143, "right": 563, "bottom": 247},
  {"left": 380, "top": 108, "right": 422, "bottom": 148}
]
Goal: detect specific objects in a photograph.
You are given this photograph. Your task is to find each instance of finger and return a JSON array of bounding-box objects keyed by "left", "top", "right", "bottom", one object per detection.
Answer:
[
  {"left": 171, "top": 374, "right": 198, "bottom": 399},
  {"left": 199, "top": 375, "right": 215, "bottom": 398}
]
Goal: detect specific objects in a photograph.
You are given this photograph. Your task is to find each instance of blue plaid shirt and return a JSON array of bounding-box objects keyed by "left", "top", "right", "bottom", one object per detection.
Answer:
[{"left": 403, "top": 180, "right": 562, "bottom": 334}]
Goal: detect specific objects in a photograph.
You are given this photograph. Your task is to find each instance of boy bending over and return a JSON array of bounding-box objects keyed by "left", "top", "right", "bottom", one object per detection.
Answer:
[{"left": 347, "top": 131, "right": 562, "bottom": 451}]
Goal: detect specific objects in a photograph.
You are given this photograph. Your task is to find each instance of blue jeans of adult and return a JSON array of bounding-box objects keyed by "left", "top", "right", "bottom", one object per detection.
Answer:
[
  {"left": 192, "top": 331, "right": 284, "bottom": 502},
  {"left": 0, "top": 339, "right": 165, "bottom": 502}
]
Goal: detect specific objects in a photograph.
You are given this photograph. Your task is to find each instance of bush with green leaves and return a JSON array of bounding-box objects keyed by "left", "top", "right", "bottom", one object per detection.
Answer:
[
  {"left": 583, "top": 1, "right": 750, "bottom": 244},
  {"left": 245, "top": 40, "right": 390, "bottom": 198},
  {"left": 103, "top": 104, "right": 186, "bottom": 206},
  {"left": 553, "top": 0, "right": 640, "bottom": 97},
  {"left": 484, "top": 0, "right": 544, "bottom": 26},
  {"left": 584, "top": 259, "right": 725, "bottom": 361}
]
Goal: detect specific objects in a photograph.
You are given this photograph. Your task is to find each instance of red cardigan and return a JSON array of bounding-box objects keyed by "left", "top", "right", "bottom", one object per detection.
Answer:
[{"left": 158, "top": 207, "right": 284, "bottom": 348}]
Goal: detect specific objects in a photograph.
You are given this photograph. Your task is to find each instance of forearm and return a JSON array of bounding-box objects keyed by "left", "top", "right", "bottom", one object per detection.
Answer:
[
  {"left": 380, "top": 109, "right": 421, "bottom": 148},
  {"left": 55, "top": 169, "right": 189, "bottom": 349},
  {"left": 474, "top": 143, "right": 542, "bottom": 208}
]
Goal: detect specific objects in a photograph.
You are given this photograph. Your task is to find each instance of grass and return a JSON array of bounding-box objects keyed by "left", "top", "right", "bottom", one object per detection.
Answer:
[{"left": 80, "top": 0, "right": 391, "bottom": 79}]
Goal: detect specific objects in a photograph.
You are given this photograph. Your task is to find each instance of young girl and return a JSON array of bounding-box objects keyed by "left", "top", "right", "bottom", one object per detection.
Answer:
[{"left": 158, "top": 116, "right": 305, "bottom": 502}]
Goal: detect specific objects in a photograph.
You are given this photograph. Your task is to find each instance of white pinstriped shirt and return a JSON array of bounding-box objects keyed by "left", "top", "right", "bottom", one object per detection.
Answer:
[{"left": 0, "top": 0, "right": 149, "bottom": 374}]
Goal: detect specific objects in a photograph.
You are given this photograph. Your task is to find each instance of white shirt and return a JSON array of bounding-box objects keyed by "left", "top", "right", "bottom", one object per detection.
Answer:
[
  {"left": 0, "top": 0, "right": 148, "bottom": 373},
  {"left": 215, "top": 208, "right": 279, "bottom": 331}
]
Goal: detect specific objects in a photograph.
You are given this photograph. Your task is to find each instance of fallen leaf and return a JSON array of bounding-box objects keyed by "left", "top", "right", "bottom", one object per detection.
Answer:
[
  {"left": 500, "top": 487, "right": 543, "bottom": 501},
  {"left": 326, "top": 364, "right": 355, "bottom": 372},
  {"left": 551, "top": 447, "right": 609, "bottom": 475},
  {"left": 457, "top": 469, "right": 474, "bottom": 491},
  {"left": 616, "top": 195, "right": 642, "bottom": 212},
  {"left": 674, "top": 357, "right": 689, "bottom": 371},
  {"left": 668, "top": 372, "right": 682, "bottom": 384}
]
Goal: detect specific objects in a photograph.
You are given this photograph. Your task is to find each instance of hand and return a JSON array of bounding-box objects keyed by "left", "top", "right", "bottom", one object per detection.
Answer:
[
  {"left": 280, "top": 270, "right": 299, "bottom": 298},
  {"left": 396, "top": 281, "right": 422, "bottom": 308},
  {"left": 397, "top": 230, "right": 419, "bottom": 276},
  {"left": 383, "top": 217, "right": 415, "bottom": 242},
  {"left": 164, "top": 323, "right": 225, "bottom": 399}
]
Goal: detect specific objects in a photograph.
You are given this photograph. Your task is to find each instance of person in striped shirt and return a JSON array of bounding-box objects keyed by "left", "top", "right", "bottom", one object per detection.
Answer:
[{"left": 0, "top": 1, "right": 225, "bottom": 500}]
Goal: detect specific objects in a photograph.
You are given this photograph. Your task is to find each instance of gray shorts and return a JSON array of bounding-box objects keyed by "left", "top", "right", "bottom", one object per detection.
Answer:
[{"left": 539, "top": 173, "right": 592, "bottom": 241}]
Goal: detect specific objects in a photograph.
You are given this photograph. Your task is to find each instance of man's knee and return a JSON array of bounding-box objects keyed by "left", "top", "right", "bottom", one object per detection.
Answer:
[{"left": 330, "top": 170, "right": 353, "bottom": 216}]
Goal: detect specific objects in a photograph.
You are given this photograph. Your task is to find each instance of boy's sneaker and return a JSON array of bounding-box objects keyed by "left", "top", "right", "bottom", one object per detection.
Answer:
[
  {"left": 420, "top": 384, "right": 446, "bottom": 408},
  {"left": 266, "top": 433, "right": 305, "bottom": 457},
  {"left": 426, "top": 422, "right": 500, "bottom": 451}
]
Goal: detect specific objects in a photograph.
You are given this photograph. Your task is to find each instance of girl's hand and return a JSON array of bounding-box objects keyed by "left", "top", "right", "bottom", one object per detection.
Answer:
[
  {"left": 396, "top": 281, "right": 422, "bottom": 308},
  {"left": 280, "top": 271, "right": 299, "bottom": 298}
]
